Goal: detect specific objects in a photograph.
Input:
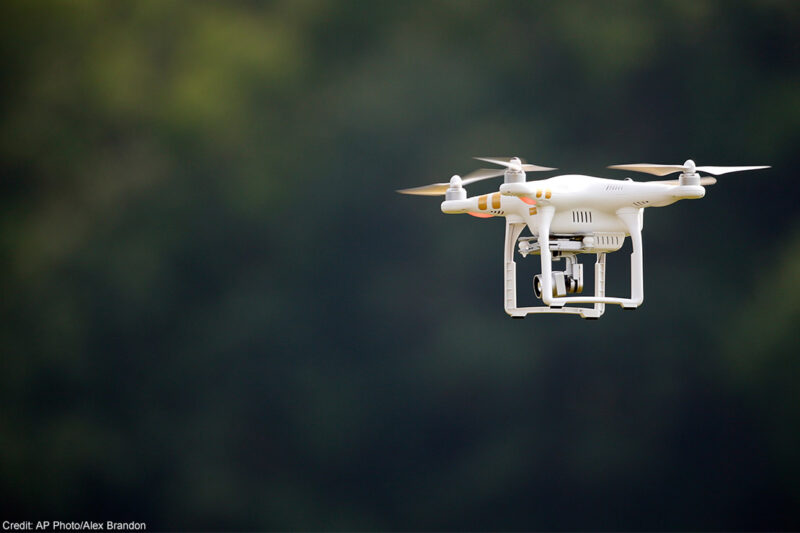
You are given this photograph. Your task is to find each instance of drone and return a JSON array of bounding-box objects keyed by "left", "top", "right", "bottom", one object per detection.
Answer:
[{"left": 398, "top": 157, "right": 769, "bottom": 319}]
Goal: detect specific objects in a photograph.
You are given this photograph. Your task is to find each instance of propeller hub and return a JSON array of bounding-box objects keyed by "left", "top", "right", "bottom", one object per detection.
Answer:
[
  {"left": 504, "top": 167, "right": 525, "bottom": 184},
  {"left": 445, "top": 175, "right": 466, "bottom": 201},
  {"left": 680, "top": 159, "right": 699, "bottom": 186}
]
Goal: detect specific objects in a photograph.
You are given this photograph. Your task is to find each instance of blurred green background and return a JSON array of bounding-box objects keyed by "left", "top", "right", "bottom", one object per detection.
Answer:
[{"left": 1, "top": 0, "right": 799, "bottom": 530}]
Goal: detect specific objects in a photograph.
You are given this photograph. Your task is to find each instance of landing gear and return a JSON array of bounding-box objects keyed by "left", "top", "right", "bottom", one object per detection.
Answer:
[{"left": 503, "top": 221, "right": 606, "bottom": 319}]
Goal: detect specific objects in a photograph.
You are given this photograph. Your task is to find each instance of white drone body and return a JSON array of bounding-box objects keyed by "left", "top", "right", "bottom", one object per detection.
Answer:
[{"left": 399, "top": 157, "right": 769, "bottom": 319}]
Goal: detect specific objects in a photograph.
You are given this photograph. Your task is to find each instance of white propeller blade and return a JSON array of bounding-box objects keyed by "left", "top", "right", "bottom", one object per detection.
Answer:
[
  {"left": 694, "top": 165, "right": 770, "bottom": 175},
  {"left": 608, "top": 161, "right": 770, "bottom": 176},
  {"left": 650, "top": 177, "right": 718, "bottom": 186},
  {"left": 396, "top": 183, "right": 452, "bottom": 196},
  {"left": 607, "top": 164, "right": 687, "bottom": 176},
  {"left": 397, "top": 155, "right": 556, "bottom": 196},
  {"left": 461, "top": 168, "right": 505, "bottom": 180},
  {"left": 474, "top": 156, "right": 556, "bottom": 172},
  {"left": 474, "top": 156, "right": 527, "bottom": 166},
  {"left": 396, "top": 172, "right": 506, "bottom": 196}
]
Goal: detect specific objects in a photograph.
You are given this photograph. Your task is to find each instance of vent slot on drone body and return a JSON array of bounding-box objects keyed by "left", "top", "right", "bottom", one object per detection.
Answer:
[
  {"left": 597, "top": 234, "right": 622, "bottom": 247},
  {"left": 572, "top": 210, "right": 593, "bottom": 223},
  {"left": 605, "top": 184, "right": 624, "bottom": 191}
]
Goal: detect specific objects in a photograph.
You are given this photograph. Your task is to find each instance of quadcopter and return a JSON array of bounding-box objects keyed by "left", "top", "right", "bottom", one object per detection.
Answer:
[{"left": 398, "top": 157, "right": 769, "bottom": 319}]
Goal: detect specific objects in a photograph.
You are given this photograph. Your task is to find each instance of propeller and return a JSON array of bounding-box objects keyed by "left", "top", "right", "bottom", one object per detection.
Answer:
[
  {"left": 474, "top": 156, "right": 556, "bottom": 173},
  {"left": 608, "top": 159, "right": 769, "bottom": 176},
  {"left": 650, "top": 177, "right": 718, "bottom": 186},
  {"left": 397, "top": 156, "right": 556, "bottom": 196},
  {"left": 396, "top": 174, "right": 494, "bottom": 196}
]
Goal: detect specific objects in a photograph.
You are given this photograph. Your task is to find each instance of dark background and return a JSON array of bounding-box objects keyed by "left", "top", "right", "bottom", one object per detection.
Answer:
[{"left": 1, "top": 0, "right": 799, "bottom": 530}]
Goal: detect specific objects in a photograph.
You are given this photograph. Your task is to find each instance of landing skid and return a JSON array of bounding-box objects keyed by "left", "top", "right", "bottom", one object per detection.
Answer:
[{"left": 503, "top": 207, "right": 643, "bottom": 319}]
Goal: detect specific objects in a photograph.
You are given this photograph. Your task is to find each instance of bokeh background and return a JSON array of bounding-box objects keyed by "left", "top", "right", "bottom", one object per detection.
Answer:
[{"left": 1, "top": 0, "right": 799, "bottom": 530}]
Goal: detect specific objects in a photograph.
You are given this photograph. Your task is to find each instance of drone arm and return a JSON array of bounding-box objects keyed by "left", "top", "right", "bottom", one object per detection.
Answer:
[
  {"left": 441, "top": 198, "right": 473, "bottom": 214},
  {"left": 441, "top": 195, "right": 498, "bottom": 216}
]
